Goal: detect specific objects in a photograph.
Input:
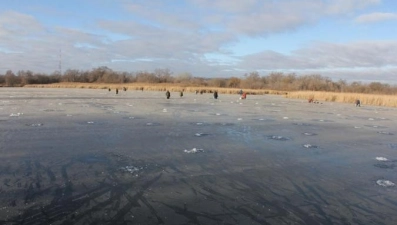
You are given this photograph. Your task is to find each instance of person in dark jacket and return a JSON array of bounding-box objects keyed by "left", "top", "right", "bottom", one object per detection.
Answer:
[
  {"left": 116, "top": 88, "right": 119, "bottom": 94},
  {"left": 355, "top": 99, "right": 361, "bottom": 107},
  {"left": 213, "top": 91, "right": 218, "bottom": 99},
  {"left": 166, "top": 90, "right": 171, "bottom": 99}
]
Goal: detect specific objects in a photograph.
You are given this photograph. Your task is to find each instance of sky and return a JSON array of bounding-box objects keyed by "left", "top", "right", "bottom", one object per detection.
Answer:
[{"left": 0, "top": 0, "right": 397, "bottom": 82}]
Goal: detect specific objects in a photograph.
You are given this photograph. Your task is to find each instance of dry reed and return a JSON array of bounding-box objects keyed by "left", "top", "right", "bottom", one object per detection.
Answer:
[
  {"left": 287, "top": 91, "right": 397, "bottom": 107},
  {"left": 24, "top": 82, "right": 286, "bottom": 95}
]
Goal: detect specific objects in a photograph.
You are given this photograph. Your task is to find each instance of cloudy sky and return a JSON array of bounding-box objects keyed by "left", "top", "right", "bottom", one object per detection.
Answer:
[{"left": 0, "top": 0, "right": 396, "bottom": 82}]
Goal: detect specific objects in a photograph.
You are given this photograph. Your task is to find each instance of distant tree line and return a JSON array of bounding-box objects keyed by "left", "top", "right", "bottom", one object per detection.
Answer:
[{"left": 1, "top": 67, "right": 396, "bottom": 94}]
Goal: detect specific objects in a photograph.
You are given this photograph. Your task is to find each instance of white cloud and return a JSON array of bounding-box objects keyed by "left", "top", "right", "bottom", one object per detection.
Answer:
[
  {"left": 238, "top": 40, "right": 397, "bottom": 70},
  {"left": 354, "top": 12, "right": 397, "bottom": 23}
]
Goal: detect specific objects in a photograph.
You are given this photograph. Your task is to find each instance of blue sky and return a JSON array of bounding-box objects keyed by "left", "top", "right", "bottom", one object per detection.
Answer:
[{"left": 1, "top": 0, "right": 397, "bottom": 82}]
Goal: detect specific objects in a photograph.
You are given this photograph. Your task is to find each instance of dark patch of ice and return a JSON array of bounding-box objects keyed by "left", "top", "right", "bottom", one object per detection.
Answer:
[
  {"left": 374, "top": 163, "right": 395, "bottom": 169},
  {"left": 386, "top": 144, "right": 397, "bottom": 149}
]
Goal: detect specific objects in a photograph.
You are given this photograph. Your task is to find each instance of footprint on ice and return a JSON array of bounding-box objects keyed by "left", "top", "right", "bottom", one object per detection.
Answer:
[
  {"left": 87, "top": 121, "right": 95, "bottom": 124},
  {"left": 184, "top": 148, "right": 204, "bottom": 154},
  {"left": 376, "top": 180, "right": 395, "bottom": 187}
]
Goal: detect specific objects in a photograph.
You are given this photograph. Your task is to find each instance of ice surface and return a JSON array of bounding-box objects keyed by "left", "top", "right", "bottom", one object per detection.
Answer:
[{"left": 1, "top": 88, "right": 397, "bottom": 224}]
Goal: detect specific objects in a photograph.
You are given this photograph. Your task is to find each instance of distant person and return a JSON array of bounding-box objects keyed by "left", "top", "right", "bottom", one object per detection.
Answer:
[
  {"left": 108, "top": 88, "right": 111, "bottom": 92},
  {"left": 238, "top": 89, "right": 243, "bottom": 95},
  {"left": 180, "top": 91, "right": 183, "bottom": 97},
  {"left": 355, "top": 99, "right": 361, "bottom": 107},
  {"left": 166, "top": 90, "right": 170, "bottom": 99},
  {"left": 123, "top": 87, "right": 127, "bottom": 91},
  {"left": 240, "top": 92, "right": 247, "bottom": 99},
  {"left": 116, "top": 88, "right": 119, "bottom": 94},
  {"left": 141, "top": 87, "right": 144, "bottom": 91},
  {"left": 213, "top": 91, "right": 218, "bottom": 99}
]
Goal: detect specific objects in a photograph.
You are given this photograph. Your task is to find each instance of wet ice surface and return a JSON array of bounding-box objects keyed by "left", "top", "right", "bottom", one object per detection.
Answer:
[{"left": 1, "top": 88, "right": 397, "bottom": 225}]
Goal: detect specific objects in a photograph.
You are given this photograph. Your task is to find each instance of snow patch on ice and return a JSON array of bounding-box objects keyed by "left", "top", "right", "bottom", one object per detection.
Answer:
[
  {"left": 376, "top": 180, "right": 395, "bottom": 187},
  {"left": 303, "top": 144, "right": 317, "bottom": 148},
  {"left": 376, "top": 157, "right": 388, "bottom": 161},
  {"left": 184, "top": 148, "right": 204, "bottom": 154},
  {"left": 119, "top": 166, "right": 140, "bottom": 174},
  {"left": 10, "top": 113, "right": 23, "bottom": 117}
]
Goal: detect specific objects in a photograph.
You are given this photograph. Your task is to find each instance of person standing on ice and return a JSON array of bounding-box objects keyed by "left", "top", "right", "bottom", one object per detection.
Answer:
[
  {"left": 355, "top": 99, "right": 361, "bottom": 107},
  {"left": 213, "top": 91, "right": 218, "bottom": 99},
  {"left": 166, "top": 90, "right": 171, "bottom": 99}
]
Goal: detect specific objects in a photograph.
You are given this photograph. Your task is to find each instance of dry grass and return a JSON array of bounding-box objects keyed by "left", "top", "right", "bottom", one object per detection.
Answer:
[
  {"left": 24, "top": 82, "right": 287, "bottom": 95},
  {"left": 24, "top": 83, "right": 397, "bottom": 107},
  {"left": 287, "top": 91, "right": 397, "bottom": 107}
]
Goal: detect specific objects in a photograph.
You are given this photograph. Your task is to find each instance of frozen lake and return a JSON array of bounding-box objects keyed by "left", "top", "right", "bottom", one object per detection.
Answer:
[{"left": 0, "top": 88, "right": 397, "bottom": 224}]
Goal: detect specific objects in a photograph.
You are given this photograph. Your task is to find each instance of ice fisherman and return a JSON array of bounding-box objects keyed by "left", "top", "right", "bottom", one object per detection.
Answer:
[{"left": 213, "top": 91, "right": 218, "bottom": 99}]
